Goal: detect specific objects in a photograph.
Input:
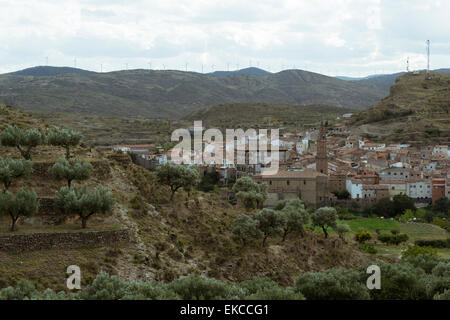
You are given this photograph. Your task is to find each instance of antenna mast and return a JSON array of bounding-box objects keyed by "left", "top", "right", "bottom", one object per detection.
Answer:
[
  {"left": 426, "top": 40, "right": 430, "bottom": 78},
  {"left": 406, "top": 57, "right": 409, "bottom": 72}
]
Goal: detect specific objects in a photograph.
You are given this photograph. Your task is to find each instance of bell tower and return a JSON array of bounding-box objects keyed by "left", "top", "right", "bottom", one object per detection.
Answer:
[{"left": 316, "top": 121, "right": 328, "bottom": 174}]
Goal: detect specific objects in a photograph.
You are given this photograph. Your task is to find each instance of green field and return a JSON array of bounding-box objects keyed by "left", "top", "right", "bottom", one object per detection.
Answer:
[{"left": 345, "top": 218, "right": 399, "bottom": 233}]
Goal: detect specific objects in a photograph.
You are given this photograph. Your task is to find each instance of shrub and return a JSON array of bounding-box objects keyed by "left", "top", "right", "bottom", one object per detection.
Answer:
[
  {"left": 402, "top": 245, "right": 437, "bottom": 258},
  {"left": 359, "top": 243, "right": 377, "bottom": 254},
  {"left": 362, "top": 262, "right": 428, "bottom": 300},
  {"left": 354, "top": 230, "right": 372, "bottom": 243},
  {"left": 378, "top": 233, "right": 409, "bottom": 245},
  {"left": 238, "top": 277, "right": 304, "bottom": 300},
  {"left": 295, "top": 268, "right": 370, "bottom": 300},
  {"left": 168, "top": 274, "right": 243, "bottom": 300},
  {"left": 415, "top": 238, "right": 450, "bottom": 249}
]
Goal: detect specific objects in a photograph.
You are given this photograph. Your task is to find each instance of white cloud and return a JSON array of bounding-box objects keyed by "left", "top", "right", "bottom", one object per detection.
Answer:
[{"left": 0, "top": 0, "right": 448, "bottom": 76}]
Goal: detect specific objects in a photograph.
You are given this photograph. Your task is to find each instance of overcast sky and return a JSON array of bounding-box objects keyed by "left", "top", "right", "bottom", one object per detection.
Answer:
[{"left": 0, "top": 0, "right": 448, "bottom": 76}]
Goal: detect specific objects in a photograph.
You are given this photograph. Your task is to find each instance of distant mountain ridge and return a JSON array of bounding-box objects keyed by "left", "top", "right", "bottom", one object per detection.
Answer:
[
  {"left": 8, "top": 66, "right": 94, "bottom": 76},
  {"left": 0, "top": 67, "right": 389, "bottom": 118}
]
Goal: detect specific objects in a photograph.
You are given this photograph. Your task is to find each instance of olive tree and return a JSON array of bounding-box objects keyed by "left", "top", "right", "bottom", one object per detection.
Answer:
[
  {"left": 47, "top": 127, "right": 83, "bottom": 158},
  {"left": 334, "top": 224, "right": 350, "bottom": 242},
  {"left": 156, "top": 163, "right": 200, "bottom": 201},
  {"left": 54, "top": 184, "right": 115, "bottom": 228},
  {"left": 48, "top": 157, "right": 93, "bottom": 188},
  {"left": 231, "top": 213, "right": 261, "bottom": 246},
  {"left": 275, "top": 199, "right": 309, "bottom": 241},
  {"left": 0, "top": 157, "right": 33, "bottom": 192},
  {"left": 295, "top": 268, "right": 370, "bottom": 300},
  {"left": 0, "top": 188, "right": 39, "bottom": 231},
  {"left": 232, "top": 176, "right": 267, "bottom": 211},
  {"left": 254, "top": 208, "right": 284, "bottom": 247},
  {"left": 311, "top": 206, "right": 338, "bottom": 238},
  {"left": 0, "top": 125, "right": 45, "bottom": 160}
]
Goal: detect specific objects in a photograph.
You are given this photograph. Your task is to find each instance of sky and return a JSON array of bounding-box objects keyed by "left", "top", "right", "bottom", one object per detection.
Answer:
[{"left": 0, "top": 0, "right": 448, "bottom": 76}]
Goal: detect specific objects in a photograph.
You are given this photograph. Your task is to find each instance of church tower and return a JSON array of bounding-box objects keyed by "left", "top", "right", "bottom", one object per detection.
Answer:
[{"left": 316, "top": 121, "right": 328, "bottom": 174}]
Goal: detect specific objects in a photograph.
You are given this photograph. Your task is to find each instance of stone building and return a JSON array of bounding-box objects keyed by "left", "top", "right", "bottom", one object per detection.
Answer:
[
  {"left": 316, "top": 122, "right": 328, "bottom": 174},
  {"left": 253, "top": 169, "right": 328, "bottom": 208}
]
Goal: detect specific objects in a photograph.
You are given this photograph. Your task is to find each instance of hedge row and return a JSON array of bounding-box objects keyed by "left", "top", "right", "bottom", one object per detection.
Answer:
[{"left": 415, "top": 238, "right": 450, "bottom": 248}]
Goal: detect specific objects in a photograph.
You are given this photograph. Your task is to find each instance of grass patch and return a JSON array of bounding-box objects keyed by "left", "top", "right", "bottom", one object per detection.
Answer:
[
  {"left": 345, "top": 218, "right": 399, "bottom": 233},
  {"left": 399, "top": 223, "right": 448, "bottom": 241}
]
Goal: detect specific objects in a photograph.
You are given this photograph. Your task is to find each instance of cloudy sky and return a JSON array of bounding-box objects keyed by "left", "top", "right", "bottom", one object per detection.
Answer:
[{"left": 0, "top": 0, "right": 448, "bottom": 76}]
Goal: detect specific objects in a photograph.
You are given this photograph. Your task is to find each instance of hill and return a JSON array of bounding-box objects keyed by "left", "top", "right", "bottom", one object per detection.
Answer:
[
  {"left": 351, "top": 71, "right": 450, "bottom": 145},
  {"left": 183, "top": 102, "right": 354, "bottom": 129},
  {"left": 8, "top": 66, "right": 94, "bottom": 77},
  {"left": 0, "top": 105, "right": 378, "bottom": 290},
  {"left": 0, "top": 67, "right": 388, "bottom": 118},
  {"left": 208, "top": 67, "right": 271, "bottom": 77}
]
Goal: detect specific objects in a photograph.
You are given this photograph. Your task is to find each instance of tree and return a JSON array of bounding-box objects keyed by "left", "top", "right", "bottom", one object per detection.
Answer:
[
  {"left": 232, "top": 176, "right": 267, "bottom": 211},
  {"left": 392, "top": 194, "right": 415, "bottom": 216},
  {"left": 275, "top": 199, "right": 309, "bottom": 241},
  {"left": 181, "top": 166, "right": 201, "bottom": 198},
  {"left": 0, "top": 125, "right": 45, "bottom": 160},
  {"left": 432, "top": 197, "right": 450, "bottom": 217},
  {"left": 311, "top": 207, "right": 337, "bottom": 238},
  {"left": 198, "top": 171, "right": 220, "bottom": 192},
  {"left": 295, "top": 268, "right": 370, "bottom": 300},
  {"left": 168, "top": 274, "right": 242, "bottom": 300},
  {"left": 0, "top": 188, "right": 39, "bottom": 231},
  {"left": 48, "top": 157, "right": 93, "bottom": 188},
  {"left": 231, "top": 214, "right": 261, "bottom": 245},
  {"left": 254, "top": 208, "right": 284, "bottom": 247},
  {"left": 156, "top": 164, "right": 200, "bottom": 201},
  {"left": 334, "top": 224, "right": 350, "bottom": 242},
  {"left": 373, "top": 197, "right": 395, "bottom": 217},
  {"left": 0, "top": 157, "right": 33, "bottom": 192},
  {"left": 332, "top": 189, "right": 350, "bottom": 200},
  {"left": 47, "top": 127, "right": 83, "bottom": 158},
  {"left": 54, "top": 184, "right": 115, "bottom": 228}
]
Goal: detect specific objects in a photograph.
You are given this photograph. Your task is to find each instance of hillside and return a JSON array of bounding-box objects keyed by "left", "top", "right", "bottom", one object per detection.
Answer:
[
  {"left": 351, "top": 71, "right": 450, "bottom": 145},
  {"left": 208, "top": 67, "right": 271, "bottom": 77},
  {"left": 0, "top": 67, "right": 388, "bottom": 118},
  {"left": 183, "top": 102, "right": 354, "bottom": 130},
  {"left": 8, "top": 66, "right": 94, "bottom": 77},
  {"left": 0, "top": 105, "right": 376, "bottom": 290}
]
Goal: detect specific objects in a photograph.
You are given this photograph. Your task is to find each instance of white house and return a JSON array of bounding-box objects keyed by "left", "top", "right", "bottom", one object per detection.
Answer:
[
  {"left": 406, "top": 180, "right": 431, "bottom": 200},
  {"left": 346, "top": 179, "right": 363, "bottom": 199}
]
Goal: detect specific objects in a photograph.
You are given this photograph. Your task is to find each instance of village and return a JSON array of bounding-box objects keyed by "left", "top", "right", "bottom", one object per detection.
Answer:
[{"left": 112, "top": 113, "right": 450, "bottom": 211}]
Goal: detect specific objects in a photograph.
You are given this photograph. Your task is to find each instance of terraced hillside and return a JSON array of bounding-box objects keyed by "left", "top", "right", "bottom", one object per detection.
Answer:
[{"left": 351, "top": 72, "right": 450, "bottom": 145}]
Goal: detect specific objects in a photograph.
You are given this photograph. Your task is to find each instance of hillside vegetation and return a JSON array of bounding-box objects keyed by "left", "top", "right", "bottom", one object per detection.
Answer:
[
  {"left": 183, "top": 102, "right": 354, "bottom": 130},
  {"left": 0, "top": 67, "right": 387, "bottom": 118},
  {"left": 0, "top": 105, "right": 376, "bottom": 291},
  {"left": 351, "top": 72, "right": 450, "bottom": 145}
]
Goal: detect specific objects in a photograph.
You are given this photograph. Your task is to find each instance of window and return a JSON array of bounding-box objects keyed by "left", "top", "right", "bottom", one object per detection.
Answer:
[
  {"left": 303, "top": 180, "right": 306, "bottom": 185},
  {"left": 287, "top": 180, "right": 290, "bottom": 185},
  {"left": 269, "top": 180, "right": 272, "bottom": 185}
]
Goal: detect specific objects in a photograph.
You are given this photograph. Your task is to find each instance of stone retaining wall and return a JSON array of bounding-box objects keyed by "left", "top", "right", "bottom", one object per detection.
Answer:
[{"left": 0, "top": 229, "right": 130, "bottom": 253}]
